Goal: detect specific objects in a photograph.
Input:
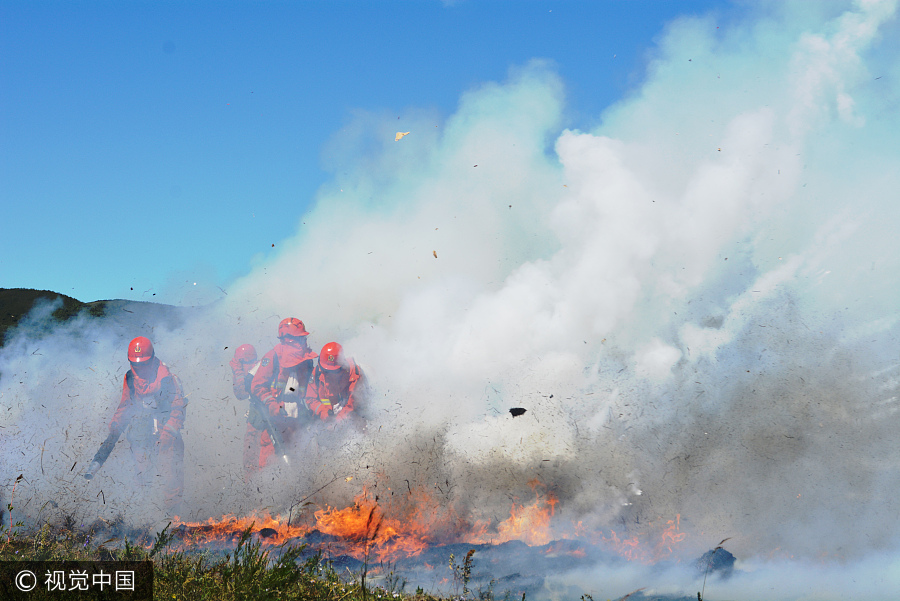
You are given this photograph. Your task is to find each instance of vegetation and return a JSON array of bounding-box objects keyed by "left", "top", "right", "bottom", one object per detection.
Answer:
[
  {"left": 0, "top": 287, "right": 197, "bottom": 354},
  {"left": 0, "top": 288, "right": 108, "bottom": 346},
  {"left": 0, "top": 515, "right": 537, "bottom": 601}
]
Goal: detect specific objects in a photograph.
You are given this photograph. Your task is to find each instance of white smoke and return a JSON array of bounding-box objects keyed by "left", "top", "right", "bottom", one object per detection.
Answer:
[{"left": 3, "top": 0, "right": 900, "bottom": 598}]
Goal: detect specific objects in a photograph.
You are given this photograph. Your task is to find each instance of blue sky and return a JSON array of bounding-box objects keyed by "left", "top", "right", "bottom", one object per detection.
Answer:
[{"left": 1, "top": 0, "right": 733, "bottom": 304}]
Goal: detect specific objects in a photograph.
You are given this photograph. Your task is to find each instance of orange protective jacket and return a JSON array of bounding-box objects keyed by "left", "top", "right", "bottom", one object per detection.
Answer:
[
  {"left": 250, "top": 343, "right": 317, "bottom": 414},
  {"left": 110, "top": 358, "right": 186, "bottom": 436},
  {"left": 229, "top": 355, "right": 253, "bottom": 401},
  {"left": 305, "top": 360, "right": 365, "bottom": 421}
]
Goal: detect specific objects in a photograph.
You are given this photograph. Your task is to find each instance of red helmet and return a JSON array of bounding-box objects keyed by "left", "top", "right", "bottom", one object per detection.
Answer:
[
  {"left": 319, "top": 342, "right": 346, "bottom": 371},
  {"left": 278, "top": 317, "right": 309, "bottom": 338},
  {"left": 234, "top": 344, "right": 257, "bottom": 363},
  {"left": 128, "top": 336, "right": 154, "bottom": 363}
]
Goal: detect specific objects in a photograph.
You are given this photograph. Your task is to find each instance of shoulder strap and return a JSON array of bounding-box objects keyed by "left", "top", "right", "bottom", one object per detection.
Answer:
[{"left": 271, "top": 350, "right": 280, "bottom": 380}]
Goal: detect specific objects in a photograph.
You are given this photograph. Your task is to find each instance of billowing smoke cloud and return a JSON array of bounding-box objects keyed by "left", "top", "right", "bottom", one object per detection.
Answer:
[{"left": 3, "top": 0, "right": 900, "bottom": 598}]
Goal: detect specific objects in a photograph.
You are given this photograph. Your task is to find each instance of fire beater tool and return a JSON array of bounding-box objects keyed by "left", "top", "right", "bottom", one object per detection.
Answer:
[
  {"left": 250, "top": 399, "right": 291, "bottom": 465},
  {"left": 84, "top": 428, "right": 122, "bottom": 480}
]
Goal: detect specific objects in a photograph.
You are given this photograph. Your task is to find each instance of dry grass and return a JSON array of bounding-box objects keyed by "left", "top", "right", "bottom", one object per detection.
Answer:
[{"left": 0, "top": 515, "right": 535, "bottom": 601}]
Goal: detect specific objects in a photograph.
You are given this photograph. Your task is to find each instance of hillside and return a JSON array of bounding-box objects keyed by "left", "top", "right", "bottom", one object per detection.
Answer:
[{"left": 0, "top": 288, "right": 192, "bottom": 348}]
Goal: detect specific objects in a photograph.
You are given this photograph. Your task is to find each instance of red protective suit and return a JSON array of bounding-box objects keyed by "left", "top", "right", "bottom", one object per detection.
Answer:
[
  {"left": 109, "top": 356, "right": 186, "bottom": 514},
  {"left": 250, "top": 341, "right": 317, "bottom": 459},
  {"left": 230, "top": 352, "right": 275, "bottom": 476},
  {"left": 229, "top": 360, "right": 251, "bottom": 401},
  {"left": 305, "top": 360, "right": 367, "bottom": 425},
  {"left": 229, "top": 344, "right": 257, "bottom": 401}
]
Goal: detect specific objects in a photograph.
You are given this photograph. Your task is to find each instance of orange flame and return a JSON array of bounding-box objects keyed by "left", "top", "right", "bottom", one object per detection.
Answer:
[
  {"left": 471, "top": 490, "right": 558, "bottom": 546},
  {"left": 313, "top": 491, "right": 432, "bottom": 562},
  {"left": 172, "top": 513, "right": 309, "bottom": 549},
  {"left": 599, "top": 515, "right": 687, "bottom": 563},
  {"left": 171, "top": 481, "right": 689, "bottom": 564}
]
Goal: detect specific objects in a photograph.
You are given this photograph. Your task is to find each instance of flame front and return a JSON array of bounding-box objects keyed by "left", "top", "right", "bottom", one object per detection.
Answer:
[
  {"left": 170, "top": 482, "right": 688, "bottom": 564},
  {"left": 470, "top": 480, "right": 559, "bottom": 546},
  {"left": 173, "top": 513, "right": 309, "bottom": 547},
  {"left": 313, "top": 490, "right": 432, "bottom": 562},
  {"left": 599, "top": 515, "right": 687, "bottom": 563}
]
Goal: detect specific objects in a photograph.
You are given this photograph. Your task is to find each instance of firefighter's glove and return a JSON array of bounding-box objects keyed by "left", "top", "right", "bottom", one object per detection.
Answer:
[
  {"left": 283, "top": 402, "right": 299, "bottom": 418},
  {"left": 311, "top": 399, "right": 331, "bottom": 421}
]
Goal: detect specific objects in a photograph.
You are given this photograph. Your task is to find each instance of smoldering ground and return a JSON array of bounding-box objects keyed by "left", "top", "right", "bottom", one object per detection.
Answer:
[{"left": 3, "top": 1, "right": 900, "bottom": 599}]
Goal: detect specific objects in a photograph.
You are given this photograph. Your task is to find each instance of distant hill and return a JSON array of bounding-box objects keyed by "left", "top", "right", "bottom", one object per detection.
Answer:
[{"left": 0, "top": 288, "right": 193, "bottom": 348}]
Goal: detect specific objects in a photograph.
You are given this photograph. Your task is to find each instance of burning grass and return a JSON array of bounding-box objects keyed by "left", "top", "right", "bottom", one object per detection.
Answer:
[
  {"left": 0, "top": 489, "right": 732, "bottom": 601},
  {"left": 0, "top": 518, "right": 484, "bottom": 600},
  {"left": 166, "top": 481, "right": 690, "bottom": 568},
  {"left": 0, "top": 519, "right": 650, "bottom": 600},
  {"left": 0, "top": 477, "right": 700, "bottom": 599}
]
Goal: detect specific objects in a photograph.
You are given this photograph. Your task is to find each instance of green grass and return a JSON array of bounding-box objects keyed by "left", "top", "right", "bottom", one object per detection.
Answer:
[{"left": 0, "top": 517, "right": 526, "bottom": 601}]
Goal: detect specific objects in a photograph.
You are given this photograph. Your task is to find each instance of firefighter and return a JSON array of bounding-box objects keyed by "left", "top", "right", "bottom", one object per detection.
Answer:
[
  {"left": 229, "top": 344, "right": 257, "bottom": 401},
  {"left": 229, "top": 343, "right": 272, "bottom": 477},
  {"left": 305, "top": 342, "right": 367, "bottom": 429},
  {"left": 101, "top": 336, "right": 187, "bottom": 515},
  {"left": 250, "top": 318, "right": 317, "bottom": 464}
]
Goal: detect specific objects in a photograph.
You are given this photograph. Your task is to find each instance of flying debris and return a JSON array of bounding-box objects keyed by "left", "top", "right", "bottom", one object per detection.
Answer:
[
  {"left": 395, "top": 131, "right": 410, "bottom": 141},
  {"left": 696, "top": 545, "right": 736, "bottom": 580},
  {"left": 509, "top": 408, "right": 527, "bottom": 417},
  {"left": 258, "top": 528, "right": 278, "bottom": 539},
  {"left": 433, "top": 250, "right": 437, "bottom": 258}
]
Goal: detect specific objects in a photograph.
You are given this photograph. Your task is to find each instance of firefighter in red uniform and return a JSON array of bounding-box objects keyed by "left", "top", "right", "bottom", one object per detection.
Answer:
[
  {"left": 305, "top": 342, "right": 367, "bottom": 429},
  {"left": 108, "top": 336, "right": 186, "bottom": 515},
  {"left": 229, "top": 344, "right": 257, "bottom": 401},
  {"left": 229, "top": 344, "right": 270, "bottom": 478},
  {"left": 250, "top": 318, "right": 317, "bottom": 465}
]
